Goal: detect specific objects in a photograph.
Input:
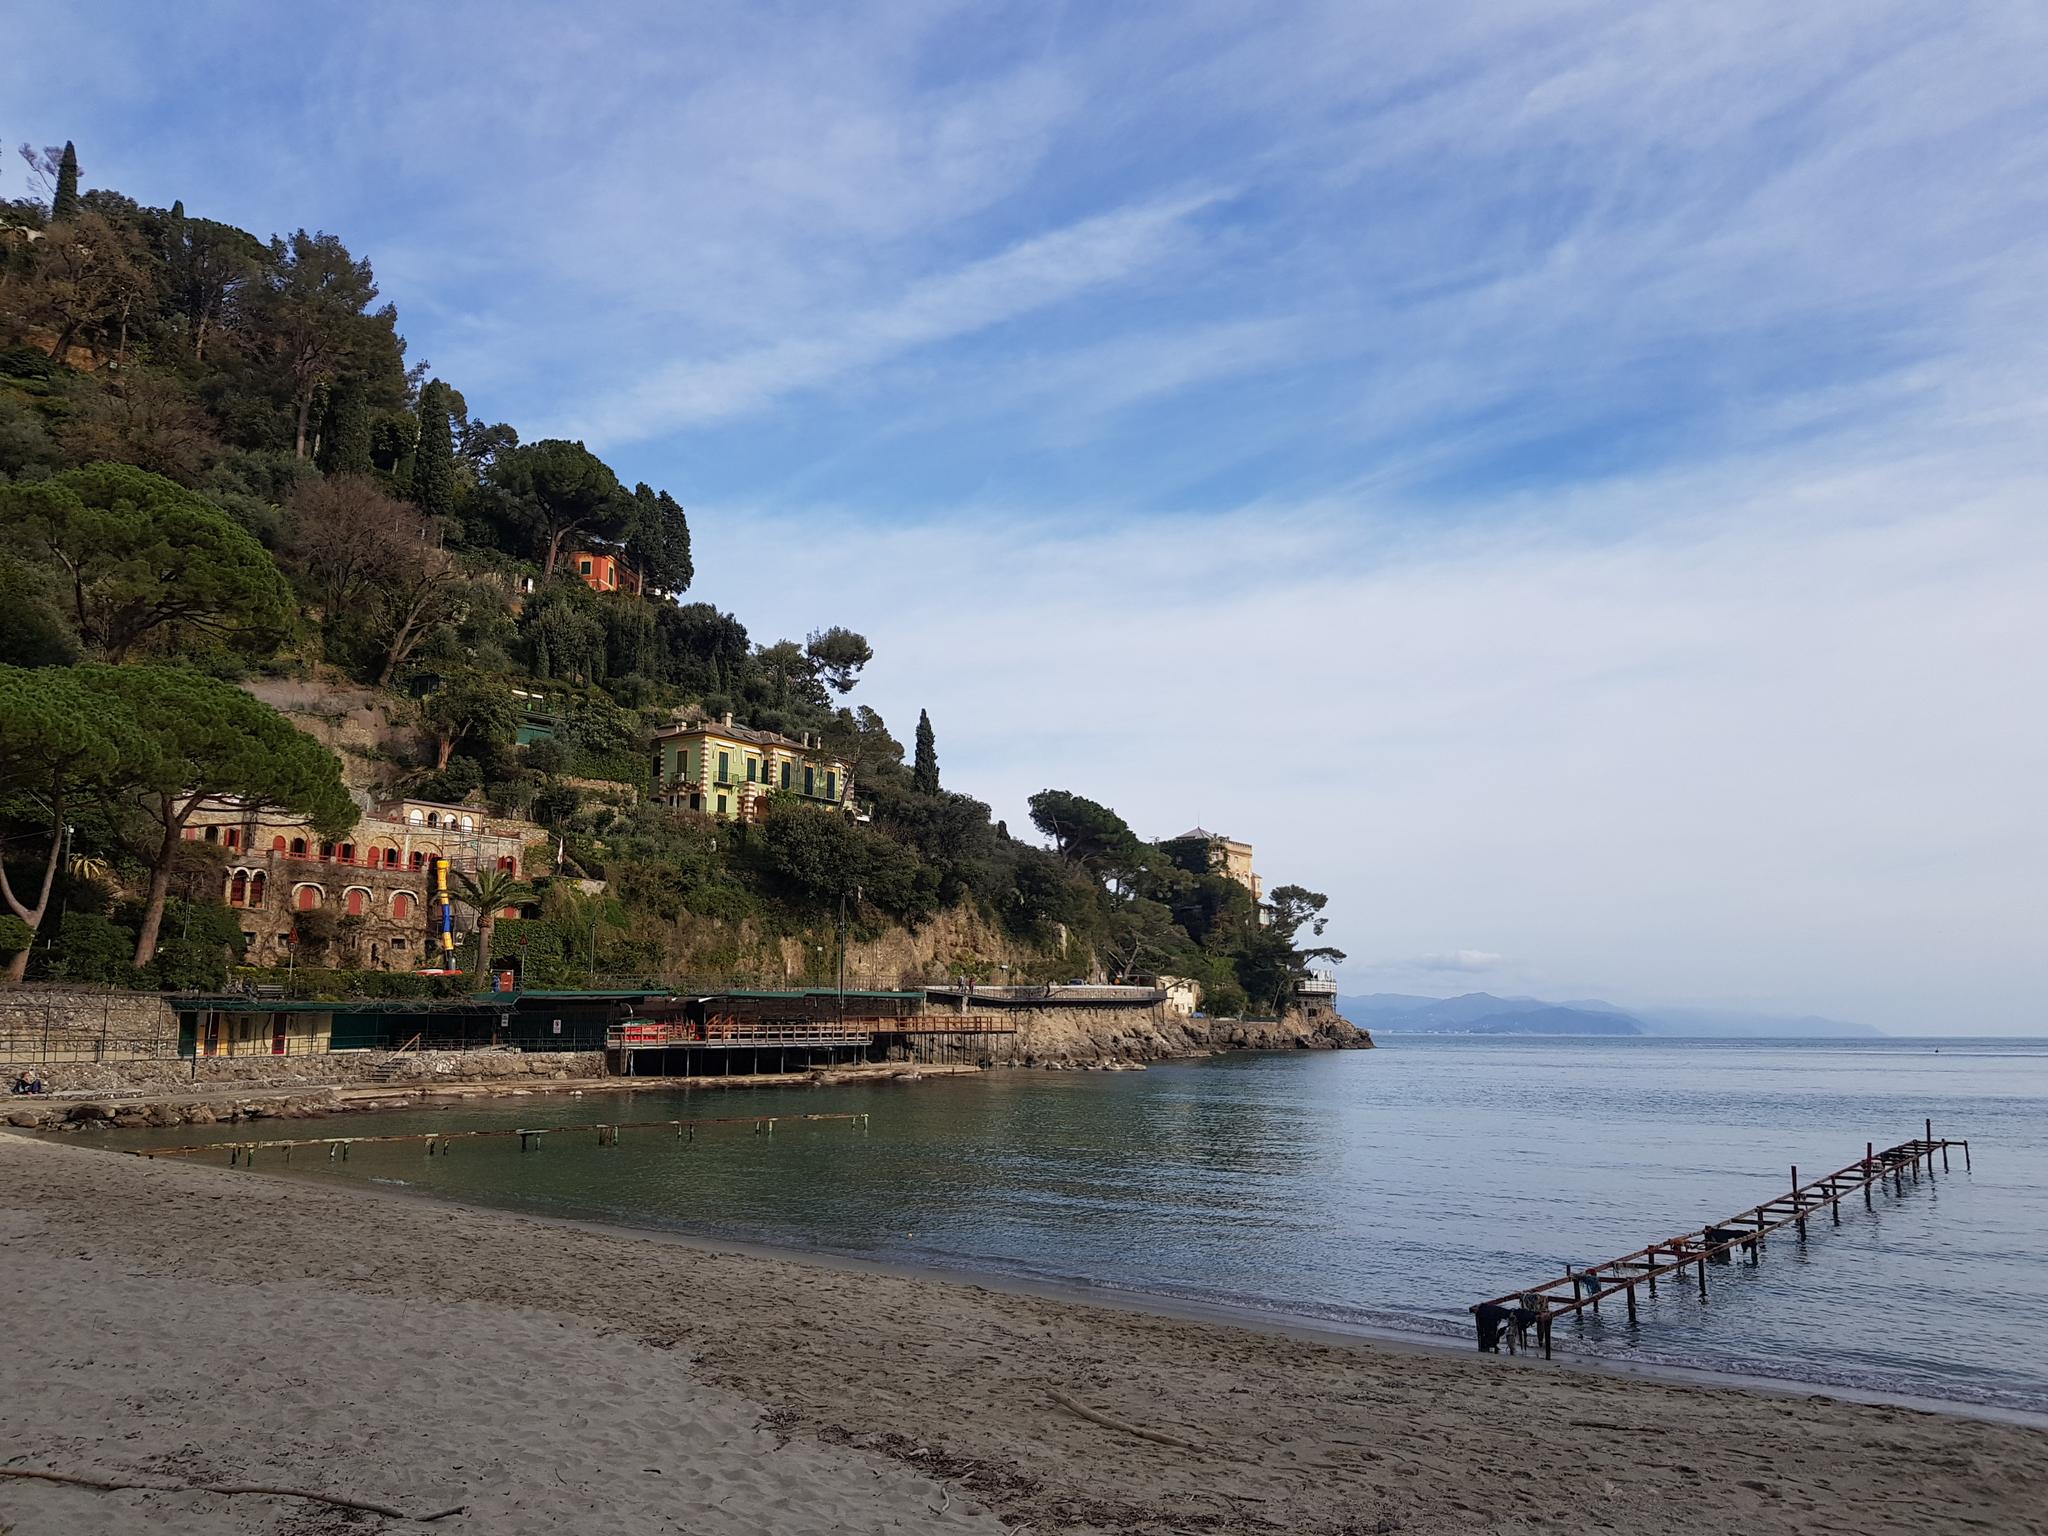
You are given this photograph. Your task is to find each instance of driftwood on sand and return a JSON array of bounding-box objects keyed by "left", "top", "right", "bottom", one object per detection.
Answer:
[
  {"left": 0, "top": 1465, "right": 467, "bottom": 1522},
  {"left": 1049, "top": 1389, "right": 1208, "bottom": 1451}
]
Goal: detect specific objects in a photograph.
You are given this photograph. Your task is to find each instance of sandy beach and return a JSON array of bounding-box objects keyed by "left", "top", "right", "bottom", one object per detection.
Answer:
[{"left": 3, "top": 1133, "right": 2044, "bottom": 1535}]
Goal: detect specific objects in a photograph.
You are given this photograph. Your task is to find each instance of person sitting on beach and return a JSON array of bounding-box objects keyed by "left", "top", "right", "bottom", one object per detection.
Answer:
[{"left": 11, "top": 1071, "right": 44, "bottom": 1096}]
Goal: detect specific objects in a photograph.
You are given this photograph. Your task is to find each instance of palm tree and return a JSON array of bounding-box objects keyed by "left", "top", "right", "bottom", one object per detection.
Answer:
[{"left": 454, "top": 867, "right": 533, "bottom": 985}]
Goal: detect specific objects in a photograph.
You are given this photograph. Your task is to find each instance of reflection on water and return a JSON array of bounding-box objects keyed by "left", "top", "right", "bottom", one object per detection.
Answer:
[{"left": 107, "top": 1036, "right": 2048, "bottom": 1414}]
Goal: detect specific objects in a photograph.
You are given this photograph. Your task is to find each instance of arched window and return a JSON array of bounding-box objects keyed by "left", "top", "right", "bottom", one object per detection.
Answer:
[
  {"left": 203, "top": 825, "right": 219, "bottom": 843},
  {"left": 384, "top": 846, "right": 400, "bottom": 868},
  {"left": 224, "top": 828, "right": 240, "bottom": 850},
  {"left": 295, "top": 885, "right": 322, "bottom": 912},
  {"left": 426, "top": 812, "right": 440, "bottom": 828},
  {"left": 249, "top": 872, "right": 267, "bottom": 906},
  {"left": 407, "top": 808, "right": 425, "bottom": 825},
  {"left": 345, "top": 888, "right": 368, "bottom": 917},
  {"left": 290, "top": 837, "right": 307, "bottom": 857},
  {"left": 338, "top": 843, "right": 355, "bottom": 864},
  {"left": 272, "top": 835, "right": 288, "bottom": 854},
  {"left": 319, "top": 841, "right": 335, "bottom": 860},
  {"left": 459, "top": 815, "right": 474, "bottom": 831},
  {"left": 228, "top": 871, "right": 249, "bottom": 906},
  {"left": 410, "top": 850, "right": 427, "bottom": 872},
  {"left": 392, "top": 891, "right": 414, "bottom": 920}
]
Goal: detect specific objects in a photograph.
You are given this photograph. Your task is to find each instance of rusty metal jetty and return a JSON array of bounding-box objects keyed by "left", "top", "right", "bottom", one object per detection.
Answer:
[
  {"left": 134, "top": 1110, "right": 872, "bottom": 1165},
  {"left": 1472, "top": 1122, "right": 1970, "bottom": 1358}
]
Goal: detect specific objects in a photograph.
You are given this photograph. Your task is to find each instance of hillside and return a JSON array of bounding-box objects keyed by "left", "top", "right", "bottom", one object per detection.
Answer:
[{"left": 0, "top": 144, "right": 1347, "bottom": 1022}]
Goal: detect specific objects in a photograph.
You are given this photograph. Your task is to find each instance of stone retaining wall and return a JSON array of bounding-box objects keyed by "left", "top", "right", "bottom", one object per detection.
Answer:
[{"left": 12, "top": 1048, "right": 605, "bottom": 1096}]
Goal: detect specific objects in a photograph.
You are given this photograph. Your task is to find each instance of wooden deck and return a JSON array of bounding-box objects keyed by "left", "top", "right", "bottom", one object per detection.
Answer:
[{"left": 1471, "top": 1123, "right": 1970, "bottom": 1357}]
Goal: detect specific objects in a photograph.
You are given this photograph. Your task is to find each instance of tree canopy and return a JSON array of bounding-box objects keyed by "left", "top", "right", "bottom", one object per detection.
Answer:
[
  {"left": 487, "top": 438, "right": 629, "bottom": 577},
  {"left": 75, "top": 666, "right": 354, "bottom": 963},
  {"left": 0, "top": 462, "right": 293, "bottom": 660}
]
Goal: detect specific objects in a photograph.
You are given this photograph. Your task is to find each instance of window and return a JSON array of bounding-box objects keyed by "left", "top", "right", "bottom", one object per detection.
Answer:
[
  {"left": 290, "top": 837, "right": 307, "bottom": 857},
  {"left": 393, "top": 892, "right": 413, "bottom": 920},
  {"left": 652, "top": 750, "right": 664, "bottom": 784},
  {"left": 690, "top": 793, "right": 701, "bottom": 811},
  {"left": 249, "top": 872, "right": 266, "bottom": 906},
  {"left": 339, "top": 843, "right": 354, "bottom": 863},
  {"left": 272, "top": 835, "right": 288, "bottom": 854},
  {"left": 296, "top": 886, "right": 321, "bottom": 911},
  {"left": 411, "top": 851, "right": 427, "bottom": 871},
  {"left": 579, "top": 557, "right": 593, "bottom": 573},
  {"left": 718, "top": 750, "right": 730, "bottom": 782},
  {"left": 426, "top": 812, "right": 440, "bottom": 828},
  {"left": 392, "top": 938, "right": 408, "bottom": 950},
  {"left": 826, "top": 771, "right": 836, "bottom": 801},
  {"left": 228, "top": 871, "right": 249, "bottom": 906},
  {"left": 346, "top": 888, "right": 367, "bottom": 916},
  {"left": 804, "top": 765, "right": 815, "bottom": 796},
  {"left": 715, "top": 793, "right": 727, "bottom": 816},
  {"left": 203, "top": 825, "right": 218, "bottom": 843},
  {"left": 385, "top": 847, "right": 400, "bottom": 867},
  {"left": 780, "top": 761, "right": 791, "bottom": 789},
  {"left": 460, "top": 816, "right": 474, "bottom": 831},
  {"left": 747, "top": 758, "right": 757, "bottom": 782},
  {"left": 224, "top": 828, "right": 240, "bottom": 850}
]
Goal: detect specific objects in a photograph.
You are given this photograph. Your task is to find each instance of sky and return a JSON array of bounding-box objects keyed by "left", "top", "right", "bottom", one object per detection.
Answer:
[{"left": 7, "top": 2, "right": 2046, "bottom": 1032}]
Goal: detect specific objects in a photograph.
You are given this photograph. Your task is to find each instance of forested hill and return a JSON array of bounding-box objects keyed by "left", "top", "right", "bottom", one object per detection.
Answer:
[{"left": 0, "top": 142, "right": 1342, "bottom": 1009}]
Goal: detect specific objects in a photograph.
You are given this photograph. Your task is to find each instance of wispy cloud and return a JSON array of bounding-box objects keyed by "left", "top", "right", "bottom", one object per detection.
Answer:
[{"left": 553, "top": 191, "right": 1224, "bottom": 444}]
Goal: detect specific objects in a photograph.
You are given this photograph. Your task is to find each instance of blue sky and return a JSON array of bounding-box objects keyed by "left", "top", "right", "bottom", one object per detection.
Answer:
[{"left": 8, "top": 2, "right": 2047, "bottom": 1030}]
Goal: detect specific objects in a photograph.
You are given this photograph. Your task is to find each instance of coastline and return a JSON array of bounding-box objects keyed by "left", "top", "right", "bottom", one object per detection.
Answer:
[
  {"left": 258, "top": 1153, "right": 2048, "bottom": 1432},
  {"left": 5, "top": 1134, "right": 2044, "bottom": 1535}
]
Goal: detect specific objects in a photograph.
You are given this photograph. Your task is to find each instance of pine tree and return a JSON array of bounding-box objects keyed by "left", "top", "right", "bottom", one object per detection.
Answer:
[
  {"left": 413, "top": 379, "right": 456, "bottom": 518},
  {"left": 913, "top": 709, "right": 939, "bottom": 795},
  {"left": 318, "top": 381, "right": 373, "bottom": 475},
  {"left": 51, "top": 142, "right": 80, "bottom": 222}
]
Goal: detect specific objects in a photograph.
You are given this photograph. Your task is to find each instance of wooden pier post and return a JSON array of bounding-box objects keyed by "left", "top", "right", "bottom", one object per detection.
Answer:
[
  {"left": 1925, "top": 1119, "right": 1934, "bottom": 1171},
  {"left": 1963, "top": 1140, "right": 1971, "bottom": 1171},
  {"left": 1865, "top": 1143, "right": 1874, "bottom": 1208},
  {"left": 1793, "top": 1167, "right": 1806, "bottom": 1236},
  {"left": 1626, "top": 1283, "right": 1637, "bottom": 1324}
]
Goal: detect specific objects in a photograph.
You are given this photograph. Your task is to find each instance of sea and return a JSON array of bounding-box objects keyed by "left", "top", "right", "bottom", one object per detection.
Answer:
[{"left": 104, "top": 1035, "right": 2048, "bottom": 1417}]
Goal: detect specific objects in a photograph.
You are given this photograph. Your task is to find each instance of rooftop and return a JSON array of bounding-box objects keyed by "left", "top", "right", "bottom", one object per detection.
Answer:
[{"left": 654, "top": 713, "right": 836, "bottom": 754}]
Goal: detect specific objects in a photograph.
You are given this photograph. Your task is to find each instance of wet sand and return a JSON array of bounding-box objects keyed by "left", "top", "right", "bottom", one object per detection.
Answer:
[{"left": 3, "top": 1133, "right": 2044, "bottom": 1534}]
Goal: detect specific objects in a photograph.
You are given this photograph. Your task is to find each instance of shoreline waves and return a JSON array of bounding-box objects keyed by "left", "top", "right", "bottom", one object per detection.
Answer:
[{"left": 4, "top": 1133, "right": 2044, "bottom": 1535}]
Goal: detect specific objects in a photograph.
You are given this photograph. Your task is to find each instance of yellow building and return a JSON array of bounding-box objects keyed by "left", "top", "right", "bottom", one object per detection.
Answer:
[
  {"left": 652, "top": 714, "right": 853, "bottom": 822},
  {"left": 1174, "top": 827, "right": 1262, "bottom": 902}
]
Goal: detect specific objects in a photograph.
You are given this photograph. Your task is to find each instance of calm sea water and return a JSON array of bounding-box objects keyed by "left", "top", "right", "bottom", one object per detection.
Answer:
[{"left": 107, "top": 1037, "right": 2048, "bottom": 1414}]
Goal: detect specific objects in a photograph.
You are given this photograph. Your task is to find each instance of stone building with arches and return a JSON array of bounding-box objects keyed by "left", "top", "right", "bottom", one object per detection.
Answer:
[{"left": 184, "top": 796, "right": 540, "bottom": 971}]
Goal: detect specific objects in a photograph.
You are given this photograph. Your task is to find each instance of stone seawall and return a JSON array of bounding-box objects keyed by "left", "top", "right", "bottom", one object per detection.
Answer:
[{"left": 3, "top": 1049, "right": 607, "bottom": 1130}]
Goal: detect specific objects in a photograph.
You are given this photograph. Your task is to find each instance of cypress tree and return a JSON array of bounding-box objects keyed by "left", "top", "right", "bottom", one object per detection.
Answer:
[
  {"left": 51, "top": 142, "right": 80, "bottom": 222},
  {"left": 413, "top": 379, "right": 457, "bottom": 519},
  {"left": 319, "top": 382, "right": 373, "bottom": 476},
  {"left": 913, "top": 709, "right": 939, "bottom": 795}
]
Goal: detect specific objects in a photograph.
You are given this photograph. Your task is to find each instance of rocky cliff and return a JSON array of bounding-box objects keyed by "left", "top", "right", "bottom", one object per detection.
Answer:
[{"left": 916, "top": 1004, "right": 1371, "bottom": 1068}]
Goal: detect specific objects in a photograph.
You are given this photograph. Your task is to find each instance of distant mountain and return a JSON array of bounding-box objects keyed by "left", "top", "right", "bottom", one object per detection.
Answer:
[
  {"left": 1339, "top": 990, "right": 1882, "bottom": 1038},
  {"left": 1341, "top": 992, "right": 1645, "bottom": 1036}
]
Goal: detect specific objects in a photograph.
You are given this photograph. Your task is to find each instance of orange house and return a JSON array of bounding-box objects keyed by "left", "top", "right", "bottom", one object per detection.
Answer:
[{"left": 572, "top": 551, "right": 643, "bottom": 596}]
